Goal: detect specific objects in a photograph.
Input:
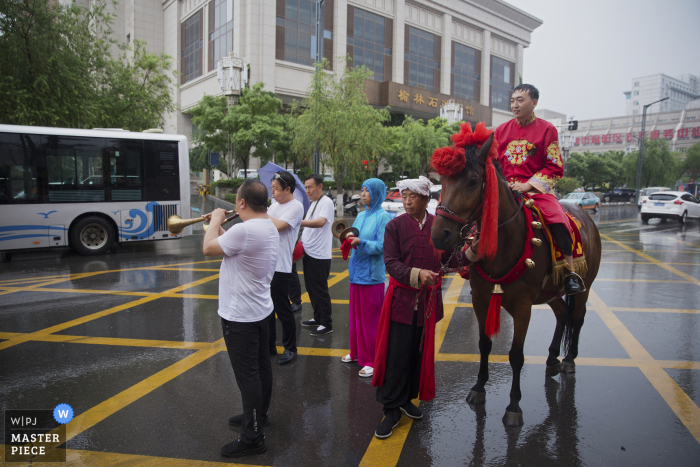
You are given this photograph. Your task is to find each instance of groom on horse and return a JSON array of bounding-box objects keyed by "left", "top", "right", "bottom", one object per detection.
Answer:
[{"left": 495, "top": 83, "right": 585, "bottom": 295}]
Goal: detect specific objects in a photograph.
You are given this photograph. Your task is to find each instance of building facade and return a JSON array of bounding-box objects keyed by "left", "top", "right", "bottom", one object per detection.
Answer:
[
  {"left": 569, "top": 108, "right": 700, "bottom": 155},
  {"left": 623, "top": 73, "right": 700, "bottom": 116},
  {"left": 88, "top": 0, "right": 542, "bottom": 170}
]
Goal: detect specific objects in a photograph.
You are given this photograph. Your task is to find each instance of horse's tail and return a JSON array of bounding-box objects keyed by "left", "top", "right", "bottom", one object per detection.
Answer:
[{"left": 561, "top": 294, "right": 575, "bottom": 358}]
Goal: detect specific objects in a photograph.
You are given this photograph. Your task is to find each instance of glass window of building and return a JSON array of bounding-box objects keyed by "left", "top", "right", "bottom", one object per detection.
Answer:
[
  {"left": 209, "top": 0, "right": 233, "bottom": 71},
  {"left": 452, "top": 42, "right": 479, "bottom": 101},
  {"left": 347, "top": 8, "right": 391, "bottom": 82},
  {"left": 490, "top": 56, "right": 513, "bottom": 111},
  {"left": 406, "top": 26, "right": 440, "bottom": 91},
  {"left": 276, "top": 0, "right": 333, "bottom": 67},
  {"left": 182, "top": 11, "right": 203, "bottom": 83}
]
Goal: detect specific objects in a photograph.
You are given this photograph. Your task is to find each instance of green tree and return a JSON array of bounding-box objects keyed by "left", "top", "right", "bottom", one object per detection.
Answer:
[
  {"left": 622, "top": 139, "right": 680, "bottom": 188},
  {"left": 678, "top": 143, "right": 700, "bottom": 180},
  {"left": 0, "top": 0, "right": 176, "bottom": 130},
  {"left": 290, "top": 57, "right": 388, "bottom": 193},
  {"left": 399, "top": 116, "right": 450, "bottom": 176},
  {"left": 555, "top": 176, "right": 582, "bottom": 196},
  {"left": 189, "top": 95, "right": 233, "bottom": 176}
]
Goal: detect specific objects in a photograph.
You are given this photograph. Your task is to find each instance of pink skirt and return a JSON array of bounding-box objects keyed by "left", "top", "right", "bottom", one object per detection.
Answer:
[{"left": 348, "top": 283, "right": 385, "bottom": 368}]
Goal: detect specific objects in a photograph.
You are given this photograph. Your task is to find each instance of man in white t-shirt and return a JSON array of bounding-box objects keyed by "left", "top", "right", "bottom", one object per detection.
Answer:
[
  {"left": 299, "top": 174, "right": 335, "bottom": 335},
  {"left": 202, "top": 179, "right": 279, "bottom": 459},
  {"left": 266, "top": 171, "right": 304, "bottom": 365}
]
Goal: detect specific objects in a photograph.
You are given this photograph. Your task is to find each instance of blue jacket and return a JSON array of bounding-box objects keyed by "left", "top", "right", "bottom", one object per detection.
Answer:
[{"left": 348, "top": 178, "right": 391, "bottom": 285}]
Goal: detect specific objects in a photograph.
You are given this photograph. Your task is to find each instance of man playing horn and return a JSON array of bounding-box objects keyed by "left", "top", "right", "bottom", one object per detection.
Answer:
[{"left": 495, "top": 84, "right": 584, "bottom": 294}]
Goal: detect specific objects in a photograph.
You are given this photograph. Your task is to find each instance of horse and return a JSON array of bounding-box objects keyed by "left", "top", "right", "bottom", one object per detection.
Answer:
[{"left": 431, "top": 131, "right": 601, "bottom": 427}]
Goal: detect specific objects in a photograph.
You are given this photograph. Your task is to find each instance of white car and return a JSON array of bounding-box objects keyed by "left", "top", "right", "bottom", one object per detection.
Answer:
[
  {"left": 381, "top": 185, "right": 441, "bottom": 218},
  {"left": 640, "top": 191, "right": 700, "bottom": 224},
  {"left": 638, "top": 186, "right": 671, "bottom": 208},
  {"left": 236, "top": 169, "right": 258, "bottom": 179}
]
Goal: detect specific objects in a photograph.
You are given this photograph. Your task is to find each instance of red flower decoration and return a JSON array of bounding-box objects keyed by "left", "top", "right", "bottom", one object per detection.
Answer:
[{"left": 431, "top": 146, "right": 466, "bottom": 177}]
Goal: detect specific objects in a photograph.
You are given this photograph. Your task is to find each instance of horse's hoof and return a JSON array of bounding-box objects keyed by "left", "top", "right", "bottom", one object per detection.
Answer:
[
  {"left": 502, "top": 410, "right": 524, "bottom": 427},
  {"left": 561, "top": 361, "right": 576, "bottom": 373},
  {"left": 546, "top": 362, "right": 561, "bottom": 377},
  {"left": 466, "top": 390, "right": 486, "bottom": 405}
]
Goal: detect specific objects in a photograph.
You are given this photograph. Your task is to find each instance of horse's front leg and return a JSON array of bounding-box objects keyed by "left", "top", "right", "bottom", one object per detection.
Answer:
[
  {"left": 503, "top": 306, "right": 531, "bottom": 427},
  {"left": 466, "top": 330, "right": 492, "bottom": 405},
  {"left": 562, "top": 293, "right": 588, "bottom": 373}
]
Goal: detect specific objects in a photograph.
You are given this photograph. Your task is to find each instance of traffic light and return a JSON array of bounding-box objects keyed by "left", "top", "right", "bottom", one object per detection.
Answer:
[{"left": 568, "top": 120, "right": 578, "bottom": 131}]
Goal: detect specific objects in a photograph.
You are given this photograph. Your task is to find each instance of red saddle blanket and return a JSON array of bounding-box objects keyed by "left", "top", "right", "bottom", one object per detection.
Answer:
[{"left": 528, "top": 197, "right": 587, "bottom": 285}]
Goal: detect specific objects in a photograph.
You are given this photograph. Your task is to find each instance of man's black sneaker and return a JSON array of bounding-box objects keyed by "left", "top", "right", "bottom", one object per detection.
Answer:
[
  {"left": 564, "top": 271, "right": 586, "bottom": 295},
  {"left": 400, "top": 402, "right": 423, "bottom": 419},
  {"left": 301, "top": 319, "right": 317, "bottom": 327},
  {"left": 291, "top": 303, "right": 303, "bottom": 313},
  {"left": 310, "top": 325, "right": 333, "bottom": 336},
  {"left": 220, "top": 438, "right": 267, "bottom": 458},
  {"left": 375, "top": 410, "right": 401, "bottom": 439},
  {"left": 277, "top": 350, "right": 297, "bottom": 365},
  {"left": 228, "top": 413, "right": 270, "bottom": 430}
]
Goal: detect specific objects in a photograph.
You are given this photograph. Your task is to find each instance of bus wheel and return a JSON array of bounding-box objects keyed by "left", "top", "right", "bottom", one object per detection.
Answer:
[{"left": 71, "top": 217, "right": 115, "bottom": 256}]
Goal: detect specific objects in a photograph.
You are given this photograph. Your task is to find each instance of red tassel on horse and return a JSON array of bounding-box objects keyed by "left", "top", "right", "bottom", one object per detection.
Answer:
[
  {"left": 485, "top": 292, "right": 501, "bottom": 338},
  {"left": 479, "top": 156, "right": 499, "bottom": 260}
]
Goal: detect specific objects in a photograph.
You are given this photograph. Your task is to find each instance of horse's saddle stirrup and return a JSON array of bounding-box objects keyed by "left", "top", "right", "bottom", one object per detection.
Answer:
[{"left": 564, "top": 271, "right": 586, "bottom": 295}]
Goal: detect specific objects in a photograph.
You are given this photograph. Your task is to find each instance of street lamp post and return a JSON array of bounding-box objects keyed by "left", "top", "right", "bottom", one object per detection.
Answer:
[
  {"left": 635, "top": 97, "right": 669, "bottom": 202},
  {"left": 313, "top": 0, "right": 325, "bottom": 176}
]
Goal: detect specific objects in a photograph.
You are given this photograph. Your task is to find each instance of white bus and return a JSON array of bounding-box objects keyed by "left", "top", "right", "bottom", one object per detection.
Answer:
[{"left": 0, "top": 125, "right": 192, "bottom": 256}]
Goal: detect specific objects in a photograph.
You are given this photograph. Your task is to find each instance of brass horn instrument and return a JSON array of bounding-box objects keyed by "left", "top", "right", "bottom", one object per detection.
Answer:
[
  {"left": 167, "top": 210, "right": 235, "bottom": 235},
  {"left": 203, "top": 212, "right": 240, "bottom": 232}
]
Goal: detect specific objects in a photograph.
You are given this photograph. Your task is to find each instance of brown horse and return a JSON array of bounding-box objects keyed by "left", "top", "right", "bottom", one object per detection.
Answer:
[{"left": 431, "top": 133, "right": 601, "bottom": 427}]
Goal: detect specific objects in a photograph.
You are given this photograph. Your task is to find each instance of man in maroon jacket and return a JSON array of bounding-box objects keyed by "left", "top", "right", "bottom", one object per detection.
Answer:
[{"left": 372, "top": 176, "right": 446, "bottom": 439}]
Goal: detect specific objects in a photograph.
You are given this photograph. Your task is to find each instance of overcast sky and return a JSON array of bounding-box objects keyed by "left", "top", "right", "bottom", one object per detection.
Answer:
[{"left": 502, "top": 0, "right": 700, "bottom": 121}]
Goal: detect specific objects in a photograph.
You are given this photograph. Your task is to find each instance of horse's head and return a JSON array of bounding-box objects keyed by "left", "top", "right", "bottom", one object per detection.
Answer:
[{"left": 431, "top": 122, "right": 498, "bottom": 254}]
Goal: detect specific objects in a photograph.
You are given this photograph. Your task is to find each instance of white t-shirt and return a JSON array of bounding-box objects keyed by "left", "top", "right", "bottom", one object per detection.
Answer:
[
  {"left": 217, "top": 218, "right": 279, "bottom": 322},
  {"left": 301, "top": 195, "right": 335, "bottom": 260},
  {"left": 268, "top": 198, "right": 304, "bottom": 273}
]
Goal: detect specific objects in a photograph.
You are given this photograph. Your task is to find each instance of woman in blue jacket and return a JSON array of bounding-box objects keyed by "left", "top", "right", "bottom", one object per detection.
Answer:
[{"left": 343, "top": 178, "right": 391, "bottom": 378}]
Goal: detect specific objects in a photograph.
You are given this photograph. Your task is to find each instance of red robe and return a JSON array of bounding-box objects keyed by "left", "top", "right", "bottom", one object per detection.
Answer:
[{"left": 495, "top": 115, "right": 568, "bottom": 225}]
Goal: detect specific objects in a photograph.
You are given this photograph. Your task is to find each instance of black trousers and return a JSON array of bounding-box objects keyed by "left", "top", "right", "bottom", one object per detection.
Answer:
[
  {"left": 268, "top": 271, "right": 297, "bottom": 353},
  {"left": 550, "top": 223, "right": 573, "bottom": 256},
  {"left": 376, "top": 310, "right": 422, "bottom": 413},
  {"left": 221, "top": 316, "right": 272, "bottom": 444},
  {"left": 288, "top": 262, "right": 302, "bottom": 305},
  {"left": 302, "top": 254, "right": 333, "bottom": 327}
]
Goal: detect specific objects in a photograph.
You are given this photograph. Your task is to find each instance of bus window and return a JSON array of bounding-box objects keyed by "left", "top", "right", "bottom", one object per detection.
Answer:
[
  {"left": 0, "top": 132, "right": 45, "bottom": 204},
  {"left": 144, "top": 140, "right": 180, "bottom": 201},
  {"left": 45, "top": 135, "right": 106, "bottom": 202},
  {"left": 106, "top": 139, "right": 143, "bottom": 201}
]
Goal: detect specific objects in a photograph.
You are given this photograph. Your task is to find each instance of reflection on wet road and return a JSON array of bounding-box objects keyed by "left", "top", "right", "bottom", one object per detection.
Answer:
[{"left": 1, "top": 195, "right": 699, "bottom": 466}]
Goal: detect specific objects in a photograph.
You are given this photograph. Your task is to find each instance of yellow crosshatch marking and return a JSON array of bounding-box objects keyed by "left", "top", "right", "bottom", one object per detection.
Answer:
[{"left": 1, "top": 248, "right": 699, "bottom": 465}]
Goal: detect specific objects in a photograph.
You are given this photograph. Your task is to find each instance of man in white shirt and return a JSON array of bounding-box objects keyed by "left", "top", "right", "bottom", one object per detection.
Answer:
[
  {"left": 202, "top": 179, "right": 279, "bottom": 459},
  {"left": 299, "top": 174, "right": 335, "bottom": 335},
  {"left": 266, "top": 171, "right": 304, "bottom": 365}
]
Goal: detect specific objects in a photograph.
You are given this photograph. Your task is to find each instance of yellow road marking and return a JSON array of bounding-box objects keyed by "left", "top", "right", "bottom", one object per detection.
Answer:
[
  {"left": 596, "top": 278, "right": 690, "bottom": 283},
  {"left": 611, "top": 307, "right": 700, "bottom": 314},
  {"left": 0, "top": 272, "right": 106, "bottom": 297},
  {"left": 59, "top": 448, "right": 265, "bottom": 466},
  {"left": 602, "top": 249, "right": 700, "bottom": 253},
  {"left": 435, "top": 277, "right": 466, "bottom": 354},
  {"left": 359, "top": 398, "right": 420, "bottom": 467},
  {"left": 299, "top": 270, "right": 349, "bottom": 303},
  {"left": 0, "top": 274, "right": 220, "bottom": 351},
  {"left": 600, "top": 234, "right": 700, "bottom": 287},
  {"left": 589, "top": 289, "right": 700, "bottom": 444},
  {"left": 0, "top": 286, "right": 157, "bottom": 297}
]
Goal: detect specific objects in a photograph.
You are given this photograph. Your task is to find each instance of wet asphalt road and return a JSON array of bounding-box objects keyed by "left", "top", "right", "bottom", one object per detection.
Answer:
[{"left": 1, "top": 193, "right": 700, "bottom": 466}]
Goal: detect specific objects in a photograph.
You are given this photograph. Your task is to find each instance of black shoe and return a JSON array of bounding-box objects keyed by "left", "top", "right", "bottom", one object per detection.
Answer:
[
  {"left": 400, "top": 402, "right": 423, "bottom": 420},
  {"left": 228, "top": 413, "right": 270, "bottom": 430},
  {"left": 220, "top": 438, "right": 267, "bottom": 458},
  {"left": 375, "top": 409, "right": 401, "bottom": 439},
  {"left": 269, "top": 347, "right": 278, "bottom": 357},
  {"left": 564, "top": 271, "right": 586, "bottom": 295},
  {"left": 277, "top": 349, "right": 297, "bottom": 365},
  {"left": 301, "top": 319, "right": 317, "bottom": 327},
  {"left": 291, "top": 303, "right": 303, "bottom": 313},
  {"left": 310, "top": 325, "right": 333, "bottom": 336}
]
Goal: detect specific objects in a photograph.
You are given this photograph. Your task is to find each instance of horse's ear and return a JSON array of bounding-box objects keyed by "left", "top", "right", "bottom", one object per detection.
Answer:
[{"left": 479, "top": 133, "right": 495, "bottom": 162}]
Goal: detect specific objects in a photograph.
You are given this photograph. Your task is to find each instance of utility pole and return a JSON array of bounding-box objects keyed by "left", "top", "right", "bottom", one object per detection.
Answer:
[
  {"left": 313, "top": 0, "right": 325, "bottom": 176},
  {"left": 636, "top": 97, "right": 669, "bottom": 203}
]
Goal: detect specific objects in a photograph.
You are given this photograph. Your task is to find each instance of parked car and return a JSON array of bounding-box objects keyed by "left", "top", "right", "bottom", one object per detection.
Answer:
[
  {"left": 602, "top": 188, "right": 636, "bottom": 203},
  {"left": 236, "top": 169, "right": 258, "bottom": 179},
  {"left": 638, "top": 186, "right": 671, "bottom": 208},
  {"left": 381, "top": 185, "right": 441, "bottom": 218},
  {"left": 640, "top": 191, "right": 700, "bottom": 224},
  {"left": 559, "top": 192, "right": 600, "bottom": 212}
]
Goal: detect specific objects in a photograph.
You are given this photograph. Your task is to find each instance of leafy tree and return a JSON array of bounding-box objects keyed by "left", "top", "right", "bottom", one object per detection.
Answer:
[
  {"left": 189, "top": 95, "right": 233, "bottom": 176},
  {"left": 555, "top": 176, "right": 582, "bottom": 196},
  {"left": 0, "top": 0, "right": 176, "bottom": 130},
  {"left": 678, "top": 143, "right": 700, "bottom": 180},
  {"left": 290, "top": 57, "right": 388, "bottom": 193},
  {"left": 621, "top": 139, "right": 680, "bottom": 188}
]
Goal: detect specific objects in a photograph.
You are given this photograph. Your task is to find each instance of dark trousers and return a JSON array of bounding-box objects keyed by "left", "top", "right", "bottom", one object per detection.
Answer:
[
  {"left": 221, "top": 316, "right": 272, "bottom": 444},
  {"left": 376, "top": 310, "right": 422, "bottom": 412},
  {"left": 288, "top": 262, "right": 302, "bottom": 305},
  {"left": 550, "top": 223, "right": 573, "bottom": 256},
  {"left": 268, "top": 271, "right": 297, "bottom": 353},
  {"left": 302, "top": 254, "right": 332, "bottom": 327}
]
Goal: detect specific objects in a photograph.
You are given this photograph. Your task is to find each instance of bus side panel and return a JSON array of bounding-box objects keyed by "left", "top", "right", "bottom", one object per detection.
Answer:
[{"left": 0, "top": 205, "right": 69, "bottom": 251}]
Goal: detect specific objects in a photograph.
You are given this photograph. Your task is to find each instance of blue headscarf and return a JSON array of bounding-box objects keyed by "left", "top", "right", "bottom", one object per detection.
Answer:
[{"left": 359, "top": 178, "right": 387, "bottom": 221}]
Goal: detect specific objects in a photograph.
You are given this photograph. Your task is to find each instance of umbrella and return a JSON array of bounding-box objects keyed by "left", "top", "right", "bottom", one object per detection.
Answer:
[{"left": 258, "top": 162, "right": 310, "bottom": 213}]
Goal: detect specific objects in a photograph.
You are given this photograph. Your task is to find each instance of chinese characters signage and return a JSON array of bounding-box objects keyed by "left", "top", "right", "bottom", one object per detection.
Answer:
[{"left": 573, "top": 127, "right": 700, "bottom": 146}]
